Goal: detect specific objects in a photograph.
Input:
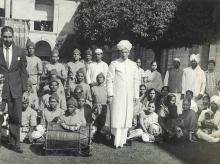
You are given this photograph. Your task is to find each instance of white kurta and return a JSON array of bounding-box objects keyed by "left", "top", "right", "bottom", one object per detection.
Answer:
[
  {"left": 86, "top": 61, "right": 108, "bottom": 84},
  {"left": 182, "top": 66, "right": 206, "bottom": 96},
  {"left": 106, "top": 58, "right": 140, "bottom": 129}
]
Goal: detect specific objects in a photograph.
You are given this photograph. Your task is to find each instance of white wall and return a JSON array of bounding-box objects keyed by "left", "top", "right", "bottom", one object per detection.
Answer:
[
  {"left": 0, "top": 0, "right": 4, "bottom": 8},
  {"left": 56, "top": 1, "right": 79, "bottom": 35}
]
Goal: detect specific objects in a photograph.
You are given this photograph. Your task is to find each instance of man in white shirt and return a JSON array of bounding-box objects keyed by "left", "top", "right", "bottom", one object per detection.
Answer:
[
  {"left": 182, "top": 54, "right": 206, "bottom": 99},
  {"left": 86, "top": 48, "right": 108, "bottom": 86}
]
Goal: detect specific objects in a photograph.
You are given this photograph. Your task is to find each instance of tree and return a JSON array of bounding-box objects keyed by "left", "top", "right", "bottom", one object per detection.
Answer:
[
  {"left": 74, "top": 0, "right": 220, "bottom": 49},
  {"left": 74, "top": 0, "right": 179, "bottom": 47}
]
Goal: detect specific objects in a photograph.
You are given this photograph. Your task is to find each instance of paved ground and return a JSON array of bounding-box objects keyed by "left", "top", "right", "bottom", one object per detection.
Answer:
[{"left": 0, "top": 140, "right": 220, "bottom": 164}]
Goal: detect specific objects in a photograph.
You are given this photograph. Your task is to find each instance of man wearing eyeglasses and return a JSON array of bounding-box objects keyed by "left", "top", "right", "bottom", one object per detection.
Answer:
[
  {"left": 0, "top": 26, "right": 28, "bottom": 153},
  {"left": 86, "top": 48, "right": 108, "bottom": 87}
]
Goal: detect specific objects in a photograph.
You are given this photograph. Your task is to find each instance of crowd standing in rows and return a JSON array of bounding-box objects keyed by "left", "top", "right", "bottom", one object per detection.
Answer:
[{"left": 0, "top": 26, "right": 220, "bottom": 153}]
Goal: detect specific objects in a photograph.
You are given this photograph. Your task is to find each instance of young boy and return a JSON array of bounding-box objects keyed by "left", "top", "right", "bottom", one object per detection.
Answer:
[
  {"left": 68, "top": 68, "right": 92, "bottom": 102},
  {"left": 26, "top": 41, "right": 43, "bottom": 94},
  {"left": 44, "top": 49, "right": 67, "bottom": 87},
  {"left": 91, "top": 73, "right": 108, "bottom": 133},
  {"left": 178, "top": 90, "right": 198, "bottom": 114},
  {"left": 59, "top": 98, "right": 87, "bottom": 131},
  {"left": 40, "top": 77, "right": 67, "bottom": 111},
  {"left": 32, "top": 94, "right": 64, "bottom": 141},
  {"left": 67, "top": 48, "right": 86, "bottom": 81},
  {"left": 41, "top": 93, "right": 64, "bottom": 126},
  {"left": 21, "top": 98, "right": 37, "bottom": 143}
]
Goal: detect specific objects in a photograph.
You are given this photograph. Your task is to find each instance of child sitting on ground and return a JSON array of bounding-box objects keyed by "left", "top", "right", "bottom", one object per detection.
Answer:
[
  {"left": 32, "top": 93, "right": 64, "bottom": 141},
  {"left": 21, "top": 98, "right": 37, "bottom": 143},
  {"left": 127, "top": 102, "right": 162, "bottom": 142},
  {"left": 59, "top": 98, "right": 87, "bottom": 131}
]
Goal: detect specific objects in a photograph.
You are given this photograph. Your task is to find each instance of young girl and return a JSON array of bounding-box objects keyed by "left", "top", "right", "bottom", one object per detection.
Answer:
[{"left": 127, "top": 102, "right": 161, "bottom": 142}]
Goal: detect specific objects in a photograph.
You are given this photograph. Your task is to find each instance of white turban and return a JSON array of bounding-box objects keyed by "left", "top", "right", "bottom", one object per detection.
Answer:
[
  {"left": 211, "top": 96, "right": 220, "bottom": 108},
  {"left": 94, "top": 48, "right": 103, "bottom": 54},
  {"left": 117, "top": 40, "right": 132, "bottom": 51},
  {"left": 190, "top": 54, "right": 200, "bottom": 63},
  {"left": 173, "top": 58, "right": 180, "bottom": 63}
]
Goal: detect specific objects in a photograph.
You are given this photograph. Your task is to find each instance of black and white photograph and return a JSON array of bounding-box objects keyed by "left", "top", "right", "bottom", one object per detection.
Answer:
[{"left": 0, "top": 0, "right": 220, "bottom": 163}]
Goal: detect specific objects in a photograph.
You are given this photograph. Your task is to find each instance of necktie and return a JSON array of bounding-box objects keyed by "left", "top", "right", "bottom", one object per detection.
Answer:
[{"left": 5, "top": 48, "right": 9, "bottom": 68}]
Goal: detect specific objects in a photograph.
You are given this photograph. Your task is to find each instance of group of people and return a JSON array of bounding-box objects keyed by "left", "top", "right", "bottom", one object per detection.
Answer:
[{"left": 0, "top": 26, "right": 220, "bottom": 154}]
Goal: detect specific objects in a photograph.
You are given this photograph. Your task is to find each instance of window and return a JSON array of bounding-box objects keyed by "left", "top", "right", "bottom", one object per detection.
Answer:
[
  {"left": 0, "top": 8, "right": 5, "bottom": 17},
  {"left": 34, "top": 21, "right": 53, "bottom": 32}
]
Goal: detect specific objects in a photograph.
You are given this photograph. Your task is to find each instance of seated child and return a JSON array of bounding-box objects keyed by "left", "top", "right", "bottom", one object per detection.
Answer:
[
  {"left": 59, "top": 98, "right": 86, "bottom": 131},
  {"left": 127, "top": 102, "right": 162, "bottom": 142},
  {"left": 32, "top": 93, "right": 64, "bottom": 141},
  {"left": 21, "top": 98, "right": 37, "bottom": 143}
]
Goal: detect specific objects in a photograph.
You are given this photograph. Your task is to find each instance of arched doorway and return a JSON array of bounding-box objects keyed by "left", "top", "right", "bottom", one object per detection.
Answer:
[{"left": 35, "top": 40, "right": 51, "bottom": 61}]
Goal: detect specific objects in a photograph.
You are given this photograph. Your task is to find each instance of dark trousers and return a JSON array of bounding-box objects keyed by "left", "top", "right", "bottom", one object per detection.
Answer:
[
  {"left": 94, "top": 105, "right": 107, "bottom": 132},
  {"left": 3, "top": 97, "right": 22, "bottom": 148}
]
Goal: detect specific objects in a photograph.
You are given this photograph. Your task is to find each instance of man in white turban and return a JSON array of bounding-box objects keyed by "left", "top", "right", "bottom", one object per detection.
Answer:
[
  {"left": 86, "top": 48, "right": 108, "bottom": 86},
  {"left": 197, "top": 96, "right": 220, "bottom": 142},
  {"left": 106, "top": 40, "right": 140, "bottom": 148},
  {"left": 181, "top": 54, "right": 206, "bottom": 99}
]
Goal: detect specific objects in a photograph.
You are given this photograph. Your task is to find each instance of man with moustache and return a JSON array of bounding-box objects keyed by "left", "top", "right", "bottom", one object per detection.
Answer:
[{"left": 0, "top": 26, "right": 28, "bottom": 153}]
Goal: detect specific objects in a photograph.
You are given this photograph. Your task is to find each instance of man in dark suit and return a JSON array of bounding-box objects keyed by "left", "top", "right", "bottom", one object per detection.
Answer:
[{"left": 0, "top": 26, "right": 28, "bottom": 153}]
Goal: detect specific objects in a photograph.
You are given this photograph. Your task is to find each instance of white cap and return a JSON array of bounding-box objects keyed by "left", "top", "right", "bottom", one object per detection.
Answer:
[{"left": 94, "top": 48, "right": 103, "bottom": 54}]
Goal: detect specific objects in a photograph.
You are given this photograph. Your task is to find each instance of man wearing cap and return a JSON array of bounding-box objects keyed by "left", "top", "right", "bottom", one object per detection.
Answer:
[
  {"left": 205, "top": 60, "right": 220, "bottom": 97},
  {"left": 164, "top": 58, "right": 183, "bottom": 104},
  {"left": 86, "top": 48, "right": 108, "bottom": 86},
  {"left": 67, "top": 48, "right": 86, "bottom": 81},
  {"left": 182, "top": 54, "right": 206, "bottom": 99},
  {"left": 44, "top": 49, "right": 67, "bottom": 86},
  {"left": 0, "top": 26, "right": 28, "bottom": 153},
  {"left": 26, "top": 41, "right": 43, "bottom": 94},
  {"left": 106, "top": 40, "right": 140, "bottom": 148}
]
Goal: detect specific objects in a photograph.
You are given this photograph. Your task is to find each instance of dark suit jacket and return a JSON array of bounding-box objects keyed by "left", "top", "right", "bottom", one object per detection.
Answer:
[{"left": 0, "top": 45, "right": 28, "bottom": 99}]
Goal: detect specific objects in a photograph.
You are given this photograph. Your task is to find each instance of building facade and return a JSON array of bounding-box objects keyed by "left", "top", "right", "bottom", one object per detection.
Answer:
[{"left": 0, "top": 0, "right": 79, "bottom": 59}]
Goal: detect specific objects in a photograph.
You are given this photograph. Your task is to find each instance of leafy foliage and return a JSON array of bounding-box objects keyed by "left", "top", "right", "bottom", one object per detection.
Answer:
[{"left": 74, "top": 0, "right": 219, "bottom": 48}]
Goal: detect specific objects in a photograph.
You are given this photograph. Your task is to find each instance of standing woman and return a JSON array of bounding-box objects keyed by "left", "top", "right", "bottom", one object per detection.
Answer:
[
  {"left": 144, "top": 61, "right": 163, "bottom": 92},
  {"left": 106, "top": 40, "right": 140, "bottom": 148}
]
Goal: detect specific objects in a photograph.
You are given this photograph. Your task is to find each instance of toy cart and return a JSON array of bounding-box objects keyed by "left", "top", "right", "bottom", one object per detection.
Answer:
[{"left": 44, "top": 122, "right": 92, "bottom": 156}]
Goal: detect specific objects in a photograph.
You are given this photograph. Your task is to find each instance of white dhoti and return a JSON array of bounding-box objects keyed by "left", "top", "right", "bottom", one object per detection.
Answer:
[
  {"left": 197, "top": 129, "right": 220, "bottom": 142},
  {"left": 111, "top": 128, "right": 128, "bottom": 148}
]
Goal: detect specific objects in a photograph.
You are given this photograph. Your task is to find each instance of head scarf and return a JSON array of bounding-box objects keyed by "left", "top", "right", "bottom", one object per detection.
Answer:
[
  {"left": 173, "top": 58, "right": 180, "bottom": 63},
  {"left": 190, "top": 54, "right": 200, "bottom": 63},
  {"left": 210, "top": 96, "right": 220, "bottom": 108},
  {"left": 117, "top": 40, "right": 132, "bottom": 51}
]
